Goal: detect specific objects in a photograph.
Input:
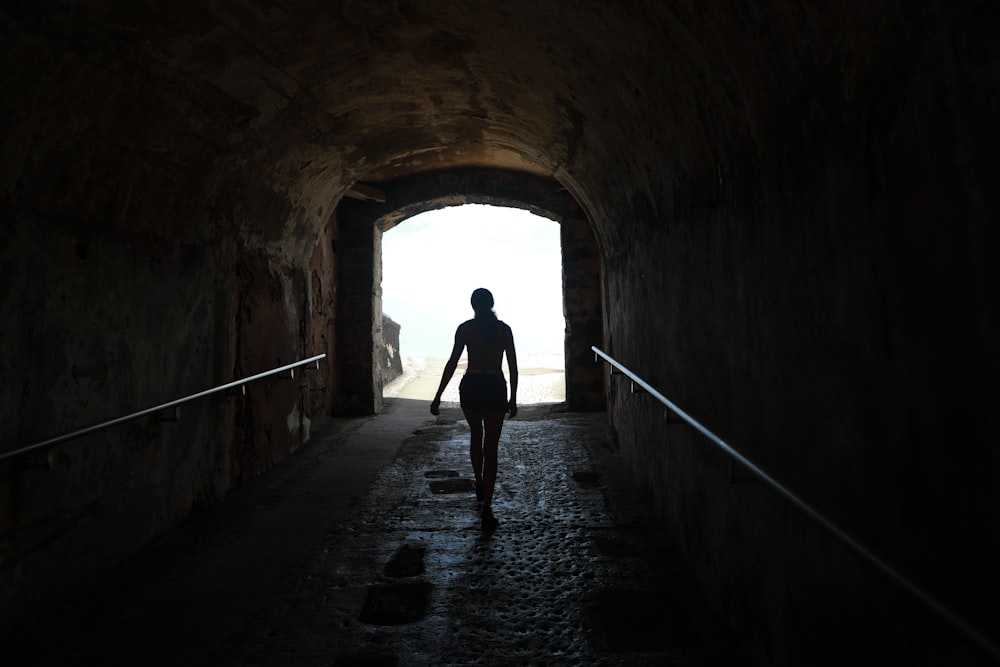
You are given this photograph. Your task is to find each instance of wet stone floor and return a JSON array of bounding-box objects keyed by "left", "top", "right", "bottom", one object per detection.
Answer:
[{"left": 210, "top": 407, "right": 739, "bottom": 666}]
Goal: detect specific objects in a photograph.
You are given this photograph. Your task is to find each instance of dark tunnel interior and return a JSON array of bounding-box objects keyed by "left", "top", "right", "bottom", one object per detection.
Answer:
[{"left": 1, "top": 2, "right": 999, "bottom": 665}]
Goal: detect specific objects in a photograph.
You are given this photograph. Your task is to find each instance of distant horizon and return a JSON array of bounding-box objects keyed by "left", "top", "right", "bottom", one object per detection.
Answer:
[{"left": 381, "top": 204, "right": 564, "bottom": 359}]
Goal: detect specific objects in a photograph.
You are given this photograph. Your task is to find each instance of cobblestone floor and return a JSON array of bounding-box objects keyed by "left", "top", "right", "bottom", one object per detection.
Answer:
[
  {"left": 9, "top": 394, "right": 741, "bottom": 666},
  {"left": 208, "top": 404, "right": 740, "bottom": 666}
]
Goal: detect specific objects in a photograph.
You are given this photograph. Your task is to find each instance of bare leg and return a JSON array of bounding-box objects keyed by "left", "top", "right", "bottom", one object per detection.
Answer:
[
  {"left": 480, "top": 411, "right": 505, "bottom": 511},
  {"left": 463, "top": 409, "right": 485, "bottom": 492}
]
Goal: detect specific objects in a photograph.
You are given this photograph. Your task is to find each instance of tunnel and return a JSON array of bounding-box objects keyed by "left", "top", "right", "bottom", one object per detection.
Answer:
[{"left": 1, "top": 2, "right": 998, "bottom": 665}]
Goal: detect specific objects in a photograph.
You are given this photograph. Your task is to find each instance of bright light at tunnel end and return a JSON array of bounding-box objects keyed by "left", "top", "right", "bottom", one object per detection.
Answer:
[{"left": 381, "top": 204, "right": 564, "bottom": 360}]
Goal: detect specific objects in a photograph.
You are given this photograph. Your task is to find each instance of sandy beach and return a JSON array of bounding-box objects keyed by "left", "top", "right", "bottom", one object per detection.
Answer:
[{"left": 383, "top": 353, "right": 566, "bottom": 405}]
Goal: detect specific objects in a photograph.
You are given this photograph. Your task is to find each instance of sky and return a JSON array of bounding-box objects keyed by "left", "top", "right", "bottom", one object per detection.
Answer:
[{"left": 381, "top": 204, "right": 564, "bottom": 358}]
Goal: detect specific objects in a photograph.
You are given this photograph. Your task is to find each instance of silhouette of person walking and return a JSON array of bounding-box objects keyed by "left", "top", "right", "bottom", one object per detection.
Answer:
[{"left": 430, "top": 288, "right": 518, "bottom": 531}]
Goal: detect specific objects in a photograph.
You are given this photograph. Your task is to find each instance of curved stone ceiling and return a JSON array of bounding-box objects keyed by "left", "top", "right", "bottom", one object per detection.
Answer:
[
  {"left": 16, "top": 1, "right": 735, "bottom": 210},
  {"left": 4, "top": 1, "right": 894, "bottom": 256}
]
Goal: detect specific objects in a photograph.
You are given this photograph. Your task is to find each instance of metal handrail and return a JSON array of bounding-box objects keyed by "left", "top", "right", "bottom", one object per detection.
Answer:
[
  {"left": 592, "top": 345, "right": 999, "bottom": 660},
  {"left": 0, "top": 354, "right": 326, "bottom": 464}
]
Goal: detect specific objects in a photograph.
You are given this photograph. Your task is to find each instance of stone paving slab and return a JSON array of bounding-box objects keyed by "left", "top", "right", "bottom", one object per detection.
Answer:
[{"left": 208, "top": 405, "right": 740, "bottom": 666}]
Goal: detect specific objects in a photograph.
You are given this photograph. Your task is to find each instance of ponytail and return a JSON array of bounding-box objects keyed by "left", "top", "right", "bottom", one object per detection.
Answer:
[{"left": 471, "top": 287, "right": 498, "bottom": 333}]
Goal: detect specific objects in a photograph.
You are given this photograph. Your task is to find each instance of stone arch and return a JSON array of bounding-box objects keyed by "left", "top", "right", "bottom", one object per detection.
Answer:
[{"left": 334, "top": 167, "right": 604, "bottom": 414}]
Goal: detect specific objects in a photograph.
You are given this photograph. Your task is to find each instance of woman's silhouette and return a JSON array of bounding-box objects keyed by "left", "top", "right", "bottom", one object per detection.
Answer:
[{"left": 430, "top": 288, "right": 518, "bottom": 531}]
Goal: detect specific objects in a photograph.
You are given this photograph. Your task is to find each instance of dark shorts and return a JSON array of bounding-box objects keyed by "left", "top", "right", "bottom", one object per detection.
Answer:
[{"left": 459, "top": 372, "right": 508, "bottom": 411}]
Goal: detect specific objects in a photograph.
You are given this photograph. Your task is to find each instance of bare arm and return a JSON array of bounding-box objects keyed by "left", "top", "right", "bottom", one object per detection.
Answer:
[
  {"left": 430, "top": 325, "right": 466, "bottom": 415},
  {"left": 504, "top": 324, "right": 518, "bottom": 418}
]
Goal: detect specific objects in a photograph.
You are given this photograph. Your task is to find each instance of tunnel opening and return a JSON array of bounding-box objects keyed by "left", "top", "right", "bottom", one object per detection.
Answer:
[
  {"left": 334, "top": 167, "right": 605, "bottom": 416},
  {"left": 379, "top": 204, "right": 566, "bottom": 406}
]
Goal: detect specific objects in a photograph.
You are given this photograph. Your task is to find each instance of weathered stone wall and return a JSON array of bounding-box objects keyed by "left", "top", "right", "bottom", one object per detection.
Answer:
[
  {"left": 593, "top": 6, "right": 1000, "bottom": 666},
  {"left": 0, "top": 215, "right": 332, "bottom": 626},
  {"left": 0, "top": 218, "right": 230, "bottom": 623},
  {"left": 335, "top": 203, "right": 379, "bottom": 415},
  {"left": 560, "top": 213, "right": 604, "bottom": 412},
  {"left": 306, "top": 218, "right": 339, "bottom": 418},
  {"left": 379, "top": 314, "right": 403, "bottom": 389},
  {"left": 0, "top": 7, "right": 339, "bottom": 627}
]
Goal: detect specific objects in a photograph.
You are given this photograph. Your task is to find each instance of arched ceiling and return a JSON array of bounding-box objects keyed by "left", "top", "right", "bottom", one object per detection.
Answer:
[
  {"left": 140, "top": 0, "right": 692, "bottom": 190},
  {"left": 3, "top": 1, "right": 903, "bottom": 258},
  {"left": 6, "top": 2, "right": 731, "bottom": 178}
]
